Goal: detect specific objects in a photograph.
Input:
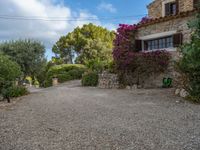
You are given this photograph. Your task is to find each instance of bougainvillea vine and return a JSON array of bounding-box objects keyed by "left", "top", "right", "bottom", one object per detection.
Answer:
[{"left": 113, "top": 17, "right": 171, "bottom": 84}]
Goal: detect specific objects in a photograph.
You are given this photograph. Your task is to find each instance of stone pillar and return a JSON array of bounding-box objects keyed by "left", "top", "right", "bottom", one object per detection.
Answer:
[
  {"left": 52, "top": 78, "right": 58, "bottom": 86},
  {"left": 15, "top": 81, "right": 19, "bottom": 86}
]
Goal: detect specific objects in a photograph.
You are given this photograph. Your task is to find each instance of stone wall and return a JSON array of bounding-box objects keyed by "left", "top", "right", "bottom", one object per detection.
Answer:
[
  {"left": 148, "top": 0, "right": 162, "bottom": 18},
  {"left": 98, "top": 72, "right": 119, "bottom": 89},
  {"left": 142, "top": 60, "right": 176, "bottom": 88},
  {"left": 137, "top": 15, "right": 194, "bottom": 43},
  {"left": 179, "top": 0, "right": 194, "bottom": 13},
  {"left": 136, "top": 15, "right": 194, "bottom": 88},
  {"left": 98, "top": 64, "right": 177, "bottom": 89},
  {"left": 148, "top": 0, "right": 195, "bottom": 19}
]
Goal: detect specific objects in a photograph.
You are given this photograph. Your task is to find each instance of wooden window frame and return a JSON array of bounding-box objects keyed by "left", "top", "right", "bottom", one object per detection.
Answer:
[
  {"left": 165, "top": 2, "right": 177, "bottom": 16},
  {"left": 162, "top": 0, "right": 179, "bottom": 17},
  {"left": 144, "top": 36, "right": 174, "bottom": 51}
]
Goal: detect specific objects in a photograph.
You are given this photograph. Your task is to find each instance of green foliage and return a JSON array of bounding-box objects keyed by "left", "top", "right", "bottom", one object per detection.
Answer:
[
  {"left": 0, "top": 39, "right": 46, "bottom": 78},
  {"left": 0, "top": 54, "right": 21, "bottom": 82},
  {"left": 0, "top": 54, "right": 24, "bottom": 101},
  {"left": 85, "top": 58, "right": 112, "bottom": 73},
  {"left": 75, "top": 39, "right": 114, "bottom": 66},
  {"left": 68, "top": 69, "right": 85, "bottom": 79},
  {"left": 47, "top": 64, "right": 86, "bottom": 77},
  {"left": 116, "top": 51, "right": 171, "bottom": 86},
  {"left": 53, "top": 23, "right": 115, "bottom": 69},
  {"left": 1, "top": 85, "right": 28, "bottom": 98},
  {"left": 35, "top": 62, "right": 48, "bottom": 87},
  {"left": 56, "top": 73, "right": 73, "bottom": 83},
  {"left": 178, "top": 12, "right": 200, "bottom": 102},
  {"left": 45, "top": 64, "right": 87, "bottom": 86},
  {"left": 81, "top": 71, "right": 98, "bottom": 86}
]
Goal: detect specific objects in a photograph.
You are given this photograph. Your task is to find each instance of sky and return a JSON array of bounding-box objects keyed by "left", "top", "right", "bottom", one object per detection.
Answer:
[{"left": 0, "top": 0, "right": 152, "bottom": 60}]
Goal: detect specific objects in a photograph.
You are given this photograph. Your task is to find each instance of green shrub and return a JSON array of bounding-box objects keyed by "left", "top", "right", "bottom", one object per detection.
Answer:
[
  {"left": 82, "top": 71, "right": 98, "bottom": 86},
  {"left": 1, "top": 85, "right": 28, "bottom": 98},
  {"left": 68, "top": 69, "right": 85, "bottom": 79},
  {"left": 0, "top": 54, "right": 21, "bottom": 82},
  {"left": 47, "top": 64, "right": 86, "bottom": 77},
  {"left": 45, "top": 64, "right": 87, "bottom": 86},
  {"left": 178, "top": 12, "right": 200, "bottom": 102},
  {"left": 57, "top": 73, "right": 72, "bottom": 83},
  {"left": 85, "top": 59, "right": 115, "bottom": 73},
  {"left": 47, "top": 64, "right": 86, "bottom": 76},
  {"left": 0, "top": 54, "right": 22, "bottom": 101}
]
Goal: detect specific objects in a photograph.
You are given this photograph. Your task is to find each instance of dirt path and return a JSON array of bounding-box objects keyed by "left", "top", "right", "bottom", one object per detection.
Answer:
[{"left": 0, "top": 80, "right": 200, "bottom": 150}]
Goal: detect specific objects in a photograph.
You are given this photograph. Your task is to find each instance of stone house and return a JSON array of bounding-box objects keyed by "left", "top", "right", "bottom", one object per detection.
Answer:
[
  {"left": 135, "top": 0, "right": 199, "bottom": 53},
  {"left": 133, "top": 0, "right": 199, "bottom": 88},
  {"left": 99, "top": 0, "right": 199, "bottom": 89}
]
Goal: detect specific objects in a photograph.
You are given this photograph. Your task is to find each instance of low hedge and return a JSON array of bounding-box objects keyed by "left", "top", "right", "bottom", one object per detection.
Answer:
[
  {"left": 1, "top": 85, "right": 28, "bottom": 99},
  {"left": 45, "top": 64, "right": 87, "bottom": 87},
  {"left": 81, "top": 71, "right": 98, "bottom": 86},
  {"left": 57, "top": 73, "right": 72, "bottom": 83}
]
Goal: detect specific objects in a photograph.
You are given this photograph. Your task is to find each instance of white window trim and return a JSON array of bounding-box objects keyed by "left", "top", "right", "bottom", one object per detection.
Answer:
[
  {"left": 138, "top": 30, "right": 177, "bottom": 52},
  {"left": 139, "top": 30, "right": 177, "bottom": 40},
  {"left": 162, "top": 0, "right": 176, "bottom": 17},
  {"left": 142, "top": 48, "right": 177, "bottom": 53}
]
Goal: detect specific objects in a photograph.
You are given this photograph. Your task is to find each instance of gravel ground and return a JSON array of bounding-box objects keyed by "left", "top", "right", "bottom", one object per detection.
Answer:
[{"left": 0, "top": 80, "right": 200, "bottom": 150}]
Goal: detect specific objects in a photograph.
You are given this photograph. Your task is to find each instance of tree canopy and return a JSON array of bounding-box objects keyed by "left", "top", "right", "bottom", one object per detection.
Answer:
[
  {"left": 0, "top": 40, "right": 46, "bottom": 78},
  {"left": 52, "top": 23, "right": 115, "bottom": 65}
]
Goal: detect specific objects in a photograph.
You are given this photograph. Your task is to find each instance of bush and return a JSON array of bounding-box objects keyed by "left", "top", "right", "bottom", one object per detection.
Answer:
[
  {"left": 2, "top": 85, "right": 28, "bottom": 98},
  {"left": 57, "top": 73, "right": 72, "bottom": 83},
  {"left": 81, "top": 71, "right": 98, "bottom": 86},
  {"left": 178, "top": 12, "right": 200, "bottom": 102},
  {"left": 45, "top": 64, "right": 87, "bottom": 86},
  {"left": 0, "top": 54, "right": 22, "bottom": 101},
  {"left": 47, "top": 64, "right": 86, "bottom": 77},
  {"left": 68, "top": 69, "right": 84, "bottom": 79},
  {"left": 0, "top": 54, "right": 21, "bottom": 82},
  {"left": 113, "top": 23, "right": 171, "bottom": 87},
  {"left": 114, "top": 50, "right": 171, "bottom": 86}
]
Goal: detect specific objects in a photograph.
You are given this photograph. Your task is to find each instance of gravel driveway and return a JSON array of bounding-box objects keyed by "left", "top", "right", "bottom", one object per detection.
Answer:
[{"left": 0, "top": 80, "right": 200, "bottom": 150}]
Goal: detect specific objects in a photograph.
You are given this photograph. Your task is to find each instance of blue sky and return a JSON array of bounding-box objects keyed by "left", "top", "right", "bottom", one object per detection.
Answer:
[
  {"left": 61, "top": 0, "right": 152, "bottom": 29},
  {"left": 0, "top": 0, "right": 152, "bottom": 60},
  {"left": 63, "top": 0, "right": 151, "bottom": 23}
]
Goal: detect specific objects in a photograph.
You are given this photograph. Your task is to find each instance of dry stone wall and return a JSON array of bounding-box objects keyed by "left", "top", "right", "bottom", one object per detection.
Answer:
[
  {"left": 148, "top": 0, "right": 194, "bottom": 19},
  {"left": 137, "top": 15, "right": 194, "bottom": 43},
  {"left": 98, "top": 72, "right": 119, "bottom": 89},
  {"left": 148, "top": 0, "right": 162, "bottom": 18},
  {"left": 179, "top": 0, "right": 194, "bottom": 13}
]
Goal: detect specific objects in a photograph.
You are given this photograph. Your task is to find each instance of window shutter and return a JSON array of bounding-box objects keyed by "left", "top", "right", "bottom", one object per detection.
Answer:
[
  {"left": 135, "top": 40, "right": 142, "bottom": 51},
  {"left": 165, "top": 3, "right": 171, "bottom": 16},
  {"left": 194, "top": 0, "right": 200, "bottom": 9},
  {"left": 173, "top": 33, "right": 183, "bottom": 47},
  {"left": 144, "top": 41, "right": 148, "bottom": 51},
  {"left": 176, "top": 0, "right": 179, "bottom": 14}
]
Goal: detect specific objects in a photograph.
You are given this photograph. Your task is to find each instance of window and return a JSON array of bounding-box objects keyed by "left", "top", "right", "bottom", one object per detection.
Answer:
[
  {"left": 165, "top": 2, "right": 177, "bottom": 16},
  {"left": 144, "top": 36, "right": 173, "bottom": 51},
  {"left": 136, "top": 33, "right": 182, "bottom": 51}
]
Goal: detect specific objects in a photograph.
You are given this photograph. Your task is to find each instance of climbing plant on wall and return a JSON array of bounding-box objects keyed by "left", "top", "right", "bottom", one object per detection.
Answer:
[{"left": 113, "top": 18, "right": 171, "bottom": 86}]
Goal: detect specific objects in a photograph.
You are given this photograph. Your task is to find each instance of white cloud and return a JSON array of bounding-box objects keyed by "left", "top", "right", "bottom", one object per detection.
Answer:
[
  {"left": 102, "top": 23, "right": 117, "bottom": 31},
  {"left": 0, "top": 0, "right": 101, "bottom": 50},
  {"left": 0, "top": 0, "right": 118, "bottom": 59},
  {"left": 98, "top": 2, "right": 117, "bottom": 13}
]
